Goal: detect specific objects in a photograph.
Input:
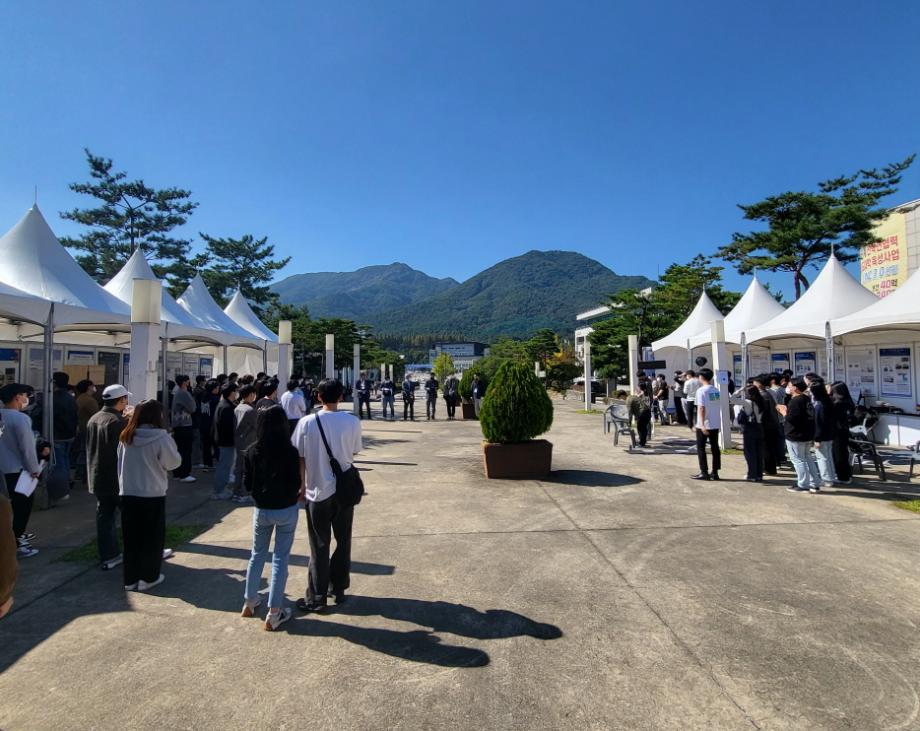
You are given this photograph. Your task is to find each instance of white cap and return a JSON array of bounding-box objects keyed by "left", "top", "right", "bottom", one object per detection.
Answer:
[{"left": 102, "top": 384, "right": 132, "bottom": 400}]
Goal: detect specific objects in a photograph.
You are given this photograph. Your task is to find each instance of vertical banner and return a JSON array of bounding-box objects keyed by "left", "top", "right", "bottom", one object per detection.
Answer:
[
  {"left": 879, "top": 347, "right": 912, "bottom": 398},
  {"left": 861, "top": 212, "right": 908, "bottom": 297}
]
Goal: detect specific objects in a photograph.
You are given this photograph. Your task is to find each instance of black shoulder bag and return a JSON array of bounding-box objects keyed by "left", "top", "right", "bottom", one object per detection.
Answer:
[{"left": 314, "top": 415, "right": 364, "bottom": 507}]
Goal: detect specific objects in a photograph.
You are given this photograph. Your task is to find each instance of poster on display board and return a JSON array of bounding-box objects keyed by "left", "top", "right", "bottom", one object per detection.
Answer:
[
  {"left": 199, "top": 357, "right": 213, "bottom": 378},
  {"left": 749, "top": 351, "right": 770, "bottom": 376},
  {"left": 846, "top": 347, "right": 877, "bottom": 398},
  {"left": 67, "top": 349, "right": 95, "bottom": 366},
  {"left": 879, "top": 347, "right": 912, "bottom": 398},
  {"left": 771, "top": 353, "right": 790, "bottom": 374},
  {"left": 732, "top": 354, "right": 742, "bottom": 385},
  {"left": 182, "top": 354, "right": 201, "bottom": 377},
  {"left": 794, "top": 351, "right": 816, "bottom": 376},
  {"left": 166, "top": 352, "right": 183, "bottom": 382},
  {"left": 97, "top": 351, "right": 120, "bottom": 386},
  {"left": 0, "top": 348, "right": 21, "bottom": 386}
]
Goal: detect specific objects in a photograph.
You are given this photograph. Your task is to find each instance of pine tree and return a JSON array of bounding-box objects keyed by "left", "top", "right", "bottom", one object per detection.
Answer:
[{"left": 198, "top": 233, "right": 290, "bottom": 315}]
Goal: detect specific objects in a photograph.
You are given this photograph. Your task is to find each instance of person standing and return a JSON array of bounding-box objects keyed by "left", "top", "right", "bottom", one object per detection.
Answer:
[
  {"left": 255, "top": 380, "right": 279, "bottom": 411},
  {"left": 86, "top": 385, "right": 130, "bottom": 570},
  {"left": 472, "top": 375, "right": 486, "bottom": 418},
  {"left": 0, "top": 384, "right": 44, "bottom": 558},
  {"left": 691, "top": 369, "right": 721, "bottom": 481},
  {"left": 291, "top": 379, "right": 362, "bottom": 612},
  {"left": 233, "top": 385, "right": 258, "bottom": 504},
  {"left": 49, "top": 371, "right": 78, "bottom": 501},
  {"left": 212, "top": 382, "right": 238, "bottom": 500},
  {"left": 195, "top": 379, "right": 218, "bottom": 471},
  {"left": 424, "top": 374, "right": 439, "bottom": 420},
  {"left": 443, "top": 374, "right": 460, "bottom": 420},
  {"left": 625, "top": 383, "right": 653, "bottom": 447},
  {"left": 671, "top": 371, "right": 686, "bottom": 425},
  {"left": 280, "top": 379, "right": 306, "bottom": 434},
  {"left": 355, "top": 374, "right": 372, "bottom": 420},
  {"left": 732, "top": 384, "right": 765, "bottom": 482},
  {"left": 380, "top": 375, "right": 396, "bottom": 420},
  {"left": 401, "top": 376, "right": 416, "bottom": 421},
  {"left": 830, "top": 382, "right": 855, "bottom": 485},
  {"left": 74, "top": 379, "right": 99, "bottom": 485},
  {"left": 118, "top": 400, "right": 181, "bottom": 591},
  {"left": 810, "top": 381, "right": 837, "bottom": 488},
  {"left": 752, "top": 374, "right": 781, "bottom": 476},
  {"left": 170, "top": 375, "right": 197, "bottom": 484},
  {"left": 653, "top": 374, "right": 670, "bottom": 425},
  {"left": 682, "top": 370, "right": 700, "bottom": 431},
  {"left": 241, "top": 406, "right": 301, "bottom": 631},
  {"left": 782, "top": 378, "right": 821, "bottom": 493}
]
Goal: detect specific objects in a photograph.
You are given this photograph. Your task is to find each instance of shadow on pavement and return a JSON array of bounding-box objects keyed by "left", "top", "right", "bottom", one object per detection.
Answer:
[
  {"left": 544, "top": 470, "right": 642, "bottom": 488},
  {"left": 182, "top": 541, "right": 396, "bottom": 575}
]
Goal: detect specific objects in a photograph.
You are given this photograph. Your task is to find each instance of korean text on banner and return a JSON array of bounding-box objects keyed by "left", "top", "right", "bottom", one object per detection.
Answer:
[{"left": 861, "top": 212, "right": 908, "bottom": 298}]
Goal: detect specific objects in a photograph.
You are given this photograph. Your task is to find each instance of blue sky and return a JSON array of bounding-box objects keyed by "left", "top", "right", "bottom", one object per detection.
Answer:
[{"left": 1, "top": 1, "right": 918, "bottom": 299}]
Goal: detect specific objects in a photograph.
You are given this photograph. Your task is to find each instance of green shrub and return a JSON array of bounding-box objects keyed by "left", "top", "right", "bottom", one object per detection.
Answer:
[
  {"left": 458, "top": 363, "right": 486, "bottom": 402},
  {"left": 479, "top": 361, "right": 553, "bottom": 443}
]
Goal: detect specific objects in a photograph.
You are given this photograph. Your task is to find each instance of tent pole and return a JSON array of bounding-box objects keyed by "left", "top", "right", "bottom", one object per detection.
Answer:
[
  {"left": 160, "top": 322, "right": 169, "bottom": 412},
  {"left": 740, "top": 332, "right": 748, "bottom": 385},
  {"left": 262, "top": 340, "right": 268, "bottom": 375},
  {"left": 825, "top": 321, "right": 834, "bottom": 382},
  {"left": 42, "top": 304, "right": 55, "bottom": 446}
]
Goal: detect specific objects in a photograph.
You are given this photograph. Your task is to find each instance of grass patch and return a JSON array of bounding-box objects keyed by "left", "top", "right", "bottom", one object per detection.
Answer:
[
  {"left": 722, "top": 448, "right": 743, "bottom": 456},
  {"left": 894, "top": 500, "right": 920, "bottom": 514},
  {"left": 576, "top": 409, "right": 602, "bottom": 415},
  {"left": 56, "top": 523, "right": 208, "bottom": 563}
]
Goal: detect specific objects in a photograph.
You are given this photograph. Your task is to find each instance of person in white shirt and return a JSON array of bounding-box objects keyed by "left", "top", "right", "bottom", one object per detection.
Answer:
[
  {"left": 279, "top": 379, "right": 307, "bottom": 435},
  {"left": 691, "top": 368, "right": 722, "bottom": 481},
  {"left": 291, "top": 378, "right": 362, "bottom": 612},
  {"left": 682, "top": 370, "right": 701, "bottom": 430}
]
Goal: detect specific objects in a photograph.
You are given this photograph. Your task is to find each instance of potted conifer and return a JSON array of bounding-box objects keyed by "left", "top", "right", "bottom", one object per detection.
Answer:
[{"left": 479, "top": 360, "right": 554, "bottom": 479}]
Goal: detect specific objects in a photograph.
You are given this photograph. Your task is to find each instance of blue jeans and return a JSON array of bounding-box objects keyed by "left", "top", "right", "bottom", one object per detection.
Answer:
[
  {"left": 245, "top": 505, "right": 299, "bottom": 608},
  {"left": 786, "top": 440, "right": 821, "bottom": 489},
  {"left": 381, "top": 394, "right": 395, "bottom": 419},
  {"left": 814, "top": 441, "right": 837, "bottom": 484},
  {"left": 214, "top": 446, "right": 235, "bottom": 495}
]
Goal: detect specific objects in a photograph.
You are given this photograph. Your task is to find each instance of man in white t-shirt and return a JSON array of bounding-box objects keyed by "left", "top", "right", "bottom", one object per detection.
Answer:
[
  {"left": 691, "top": 368, "right": 722, "bottom": 481},
  {"left": 682, "top": 370, "right": 701, "bottom": 430},
  {"left": 291, "top": 378, "right": 362, "bottom": 611},
  {"left": 280, "top": 379, "right": 307, "bottom": 434}
]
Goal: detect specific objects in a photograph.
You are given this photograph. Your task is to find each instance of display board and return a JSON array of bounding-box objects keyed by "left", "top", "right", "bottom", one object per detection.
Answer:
[
  {"left": 749, "top": 351, "right": 770, "bottom": 376},
  {"left": 182, "top": 354, "right": 201, "bottom": 377},
  {"left": 66, "top": 349, "right": 95, "bottom": 366},
  {"left": 733, "top": 354, "right": 742, "bottom": 384},
  {"left": 166, "top": 352, "right": 183, "bottom": 382},
  {"left": 64, "top": 364, "right": 106, "bottom": 386},
  {"left": 794, "top": 351, "right": 816, "bottom": 376},
  {"left": 771, "top": 352, "right": 790, "bottom": 373},
  {"left": 97, "top": 351, "right": 121, "bottom": 386},
  {"left": 879, "top": 347, "right": 912, "bottom": 399},
  {"left": 0, "top": 348, "right": 21, "bottom": 386},
  {"left": 846, "top": 347, "right": 877, "bottom": 399},
  {"left": 200, "top": 357, "right": 214, "bottom": 378},
  {"left": 27, "top": 346, "right": 63, "bottom": 389},
  {"left": 123, "top": 353, "right": 130, "bottom": 384}
]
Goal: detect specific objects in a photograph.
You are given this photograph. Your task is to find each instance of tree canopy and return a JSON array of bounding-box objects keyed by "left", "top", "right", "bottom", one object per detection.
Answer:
[{"left": 198, "top": 233, "right": 290, "bottom": 315}]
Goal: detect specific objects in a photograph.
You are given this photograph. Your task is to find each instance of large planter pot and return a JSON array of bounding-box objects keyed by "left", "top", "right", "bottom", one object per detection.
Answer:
[
  {"left": 461, "top": 402, "right": 477, "bottom": 420},
  {"left": 482, "top": 439, "right": 553, "bottom": 479}
]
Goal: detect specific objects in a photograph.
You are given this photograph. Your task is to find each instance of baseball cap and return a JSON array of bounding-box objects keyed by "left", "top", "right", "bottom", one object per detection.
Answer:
[
  {"left": 102, "top": 384, "right": 132, "bottom": 400},
  {"left": 0, "top": 383, "right": 33, "bottom": 403}
]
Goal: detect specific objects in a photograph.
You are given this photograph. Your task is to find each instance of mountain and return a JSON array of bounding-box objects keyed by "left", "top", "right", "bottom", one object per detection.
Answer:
[
  {"left": 272, "top": 263, "right": 459, "bottom": 321},
  {"left": 368, "top": 250, "right": 653, "bottom": 339}
]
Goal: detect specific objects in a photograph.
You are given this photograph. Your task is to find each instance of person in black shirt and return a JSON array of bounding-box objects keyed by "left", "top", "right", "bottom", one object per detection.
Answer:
[
  {"left": 783, "top": 378, "right": 821, "bottom": 493},
  {"left": 355, "top": 375, "right": 372, "bottom": 420},
  {"left": 402, "top": 378, "right": 416, "bottom": 421},
  {"left": 830, "top": 382, "right": 855, "bottom": 484},
  {"left": 424, "top": 375, "right": 439, "bottom": 420},
  {"left": 241, "top": 406, "right": 300, "bottom": 631}
]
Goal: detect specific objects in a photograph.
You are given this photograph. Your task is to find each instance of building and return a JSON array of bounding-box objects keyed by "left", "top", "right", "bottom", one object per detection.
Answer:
[
  {"left": 428, "top": 342, "right": 488, "bottom": 373},
  {"left": 860, "top": 199, "right": 920, "bottom": 298}
]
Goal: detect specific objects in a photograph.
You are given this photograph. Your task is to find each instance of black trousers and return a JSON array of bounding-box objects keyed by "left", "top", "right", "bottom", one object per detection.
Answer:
[
  {"left": 426, "top": 396, "right": 437, "bottom": 419},
  {"left": 96, "top": 494, "right": 121, "bottom": 562},
  {"left": 403, "top": 398, "right": 414, "bottom": 420},
  {"left": 359, "top": 397, "right": 371, "bottom": 419},
  {"left": 673, "top": 395, "right": 686, "bottom": 424},
  {"left": 173, "top": 426, "right": 193, "bottom": 478},
  {"left": 5, "top": 473, "right": 33, "bottom": 539},
  {"left": 304, "top": 495, "right": 354, "bottom": 602},
  {"left": 445, "top": 398, "right": 457, "bottom": 419},
  {"left": 684, "top": 401, "right": 696, "bottom": 429},
  {"left": 121, "top": 495, "right": 165, "bottom": 585},
  {"left": 696, "top": 428, "right": 721, "bottom": 475},
  {"left": 832, "top": 432, "right": 852, "bottom": 481},
  {"left": 199, "top": 427, "right": 215, "bottom": 468},
  {"left": 762, "top": 424, "right": 782, "bottom": 475},
  {"left": 743, "top": 423, "right": 764, "bottom": 480},
  {"left": 636, "top": 410, "right": 652, "bottom": 446}
]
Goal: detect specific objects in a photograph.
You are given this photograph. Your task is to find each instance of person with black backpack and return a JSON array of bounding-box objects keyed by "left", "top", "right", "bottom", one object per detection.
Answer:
[
  {"left": 291, "top": 379, "right": 362, "bottom": 613},
  {"left": 443, "top": 375, "right": 460, "bottom": 420},
  {"left": 241, "top": 406, "right": 301, "bottom": 631}
]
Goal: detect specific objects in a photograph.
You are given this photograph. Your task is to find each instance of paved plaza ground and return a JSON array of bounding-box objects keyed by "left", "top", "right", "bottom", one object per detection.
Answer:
[{"left": 2, "top": 398, "right": 920, "bottom": 730}]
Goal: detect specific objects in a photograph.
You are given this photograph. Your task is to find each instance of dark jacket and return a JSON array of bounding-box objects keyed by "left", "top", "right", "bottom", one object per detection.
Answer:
[
  {"left": 813, "top": 401, "right": 836, "bottom": 442},
  {"left": 85, "top": 407, "right": 126, "bottom": 497},
  {"left": 401, "top": 380, "right": 416, "bottom": 400},
  {"left": 356, "top": 380, "right": 371, "bottom": 401},
  {"left": 784, "top": 394, "right": 815, "bottom": 442},
  {"left": 213, "top": 398, "right": 236, "bottom": 447},
  {"left": 53, "top": 388, "right": 78, "bottom": 441},
  {"left": 243, "top": 443, "right": 301, "bottom": 510},
  {"left": 425, "top": 378, "right": 439, "bottom": 398},
  {"left": 757, "top": 388, "right": 779, "bottom": 429}
]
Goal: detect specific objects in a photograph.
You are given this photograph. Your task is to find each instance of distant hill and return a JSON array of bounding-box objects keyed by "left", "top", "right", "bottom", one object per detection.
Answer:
[
  {"left": 369, "top": 250, "right": 653, "bottom": 339},
  {"left": 272, "top": 263, "right": 459, "bottom": 321}
]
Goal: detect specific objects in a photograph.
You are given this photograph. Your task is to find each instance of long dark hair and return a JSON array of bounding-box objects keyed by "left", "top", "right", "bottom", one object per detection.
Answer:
[
  {"left": 810, "top": 382, "right": 832, "bottom": 408},
  {"left": 830, "top": 381, "right": 855, "bottom": 409},
  {"left": 746, "top": 384, "right": 765, "bottom": 412},
  {"left": 250, "top": 405, "right": 291, "bottom": 459},
  {"left": 120, "top": 401, "right": 166, "bottom": 445}
]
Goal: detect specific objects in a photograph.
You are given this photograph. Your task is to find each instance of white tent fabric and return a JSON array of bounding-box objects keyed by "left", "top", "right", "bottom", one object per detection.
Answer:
[
  {"left": 832, "top": 266, "right": 920, "bottom": 335},
  {"left": 652, "top": 291, "right": 724, "bottom": 351},
  {"left": 0, "top": 205, "right": 130, "bottom": 325},
  {"left": 223, "top": 290, "right": 278, "bottom": 342},
  {"left": 0, "top": 280, "right": 52, "bottom": 326},
  {"left": 746, "top": 255, "right": 878, "bottom": 343},
  {"left": 688, "top": 277, "right": 785, "bottom": 348},
  {"left": 176, "top": 274, "right": 263, "bottom": 347}
]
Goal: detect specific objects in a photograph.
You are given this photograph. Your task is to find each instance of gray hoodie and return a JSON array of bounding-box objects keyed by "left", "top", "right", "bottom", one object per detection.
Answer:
[{"left": 117, "top": 426, "right": 182, "bottom": 498}]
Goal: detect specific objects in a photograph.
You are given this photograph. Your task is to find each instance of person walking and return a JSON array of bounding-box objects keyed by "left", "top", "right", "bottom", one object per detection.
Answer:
[
  {"left": 233, "top": 385, "right": 258, "bottom": 504},
  {"left": 401, "top": 376, "right": 416, "bottom": 421},
  {"left": 118, "top": 400, "right": 181, "bottom": 591},
  {"left": 212, "top": 382, "right": 238, "bottom": 500},
  {"left": 424, "top": 374, "right": 439, "bottom": 420},
  {"left": 355, "top": 374, "right": 372, "bottom": 420},
  {"left": 472, "top": 375, "right": 486, "bottom": 418},
  {"left": 782, "top": 378, "right": 822, "bottom": 494},
  {"left": 170, "top": 375, "right": 196, "bottom": 483},
  {"left": 810, "top": 381, "right": 838, "bottom": 488},
  {"left": 443, "top": 374, "right": 460, "bottom": 420},
  {"left": 0, "top": 384, "right": 44, "bottom": 558},
  {"left": 241, "top": 406, "right": 300, "bottom": 630},
  {"left": 291, "top": 379, "right": 362, "bottom": 612},
  {"left": 733, "top": 384, "right": 765, "bottom": 482},
  {"left": 380, "top": 376, "right": 396, "bottom": 420},
  {"left": 86, "top": 385, "right": 130, "bottom": 570},
  {"left": 691, "top": 369, "right": 721, "bottom": 481},
  {"left": 280, "top": 379, "right": 306, "bottom": 434},
  {"left": 830, "top": 382, "right": 855, "bottom": 485},
  {"left": 682, "top": 370, "right": 700, "bottom": 430},
  {"left": 625, "top": 383, "right": 653, "bottom": 447}
]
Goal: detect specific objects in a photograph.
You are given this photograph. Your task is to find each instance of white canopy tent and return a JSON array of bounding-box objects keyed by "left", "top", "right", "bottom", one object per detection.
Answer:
[
  {"left": 651, "top": 291, "right": 724, "bottom": 371},
  {"left": 832, "top": 266, "right": 920, "bottom": 337},
  {"left": 688, "top": 277, "right": 785, "bottom": 349},
  {"left": 223, "top": 290, "right": 280, "bottom": 376}
]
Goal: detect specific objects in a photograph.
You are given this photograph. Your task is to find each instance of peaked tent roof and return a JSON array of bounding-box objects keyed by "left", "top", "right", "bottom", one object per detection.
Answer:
[
  {"left": 832, "top": 266, "right": 920, "bottom": 335},
  {"left": 177, "top": 274, "right": 263, "bottom": 346},
  {"left": 652, "top": 291, "right": 724, "bottom": 351},
  {"left": 689, "top": 277, "right": 786, "bottom": 348},
  {"left": 0, "top": 205, "right": 130, "bottom": 325},
  {"left": 105, "top": 249, "right": 202, "bottom": 326},
  {"left": 0, "top": 280, "right": 52, "bottom": 327},
  {"left": 746, "top": 255, "right": 877, "bottom": 343},
  {"left": 224, "top": 290, "right": 278, "bottom": 342}
]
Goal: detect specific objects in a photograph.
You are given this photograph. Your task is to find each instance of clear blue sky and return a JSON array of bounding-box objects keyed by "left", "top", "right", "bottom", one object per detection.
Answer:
[{"left": 1, "top": 1, "right": 918, "bottom": 299}]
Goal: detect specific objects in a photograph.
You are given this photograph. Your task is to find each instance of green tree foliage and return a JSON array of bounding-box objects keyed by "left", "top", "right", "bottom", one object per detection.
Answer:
[
  {"left": 432, "top": 353, "right": 455, "bottom": 384},
  {"left": 489, "top": 337, "right": 530, "bottom": 363},
  {"left": 545, "top": 346, "right": 581, "bottom": 396},
  {"left": 60, "top": 149, "right": 200, "bottom": 293},
  {"left": 718, "top": 155, "right": 915, "bottom": 299},
  {"left": 479, "top": 361, "right": 554, "bottom": 443},
  {"left": 526, "top": 328, "right": 559, "bottom": 366},
  {"left": 198, "top": 233, "right": 290, "bottom": 315},
  {"left": 458, "top": 363, "right": 486, "bottom": 402}
]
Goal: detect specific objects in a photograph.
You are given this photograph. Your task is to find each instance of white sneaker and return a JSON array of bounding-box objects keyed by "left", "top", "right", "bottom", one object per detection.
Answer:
[
  {"left": 241, "top": 596, "right": 262, "bottom": 618},
  {"left": 137, "top": 574, "right": 165, "bottom": 591},
  {"left": 17, "top": 546, "right": 39, "bottom": 558},
  {"left": 211, "top": 490, "right": 233, "bottom": 500},
  {"left": 162, "top": 548, "right": 174, "bottom": 560},
  {"left": 101, "top": 554, "right": 124, "bottom": 571},
  {"left": 124, "top": 582, "right": 138, "bottom": 591},
  {"left": 178, "top": 475, "right": 197, "bottom": 483},
  {"left": 264, "top": 607, "right": 293, "bottom": 631}
]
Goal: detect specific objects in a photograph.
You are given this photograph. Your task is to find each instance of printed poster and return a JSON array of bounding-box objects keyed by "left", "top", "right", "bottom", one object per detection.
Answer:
[
  {"left": 749, "top": 351, "right": 770, "bottom": 376},
  {"left": 67, "top": 349, "right": 95, "bottom": 366},
  {"left": 770, "top": 352, "right": 790, "bottom": 374},
  {"left": 879, "top": 347, "right": 912, "bottom": 398},
  {"left": 845, "top": 347, "right": 877, "bottom": 398},
  {"left": 794, "top": 351, "right": 816, "bottom": 376},
  {"left": 732, "top": 354, "right": 742, "bottom": 385}
]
